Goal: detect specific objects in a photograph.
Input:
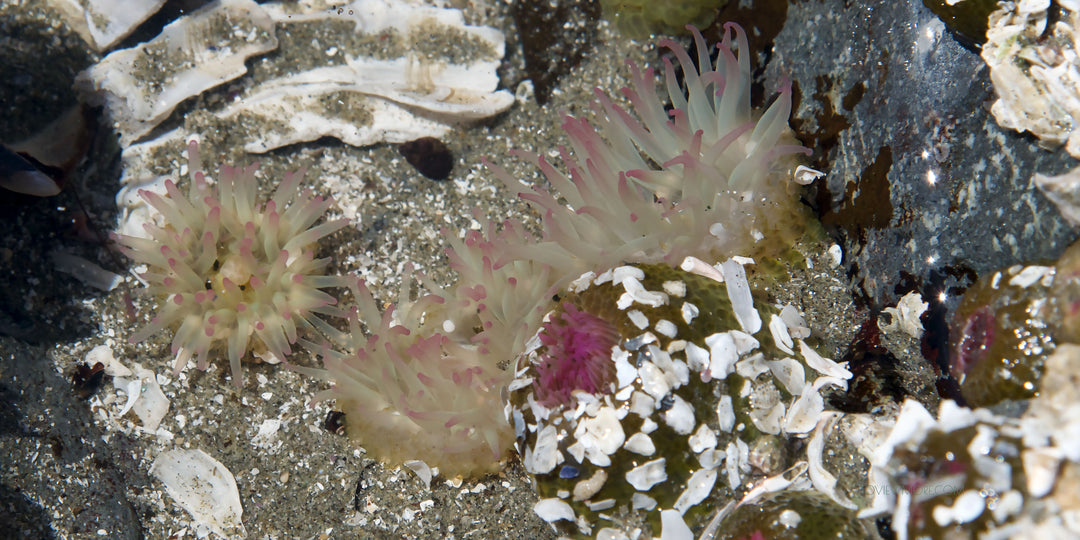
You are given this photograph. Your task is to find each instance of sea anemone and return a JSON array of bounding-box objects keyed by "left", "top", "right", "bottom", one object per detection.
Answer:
[
  {"left": 312, "top": 24, "right": 817, "bottom": 483},
  {"left": 485, "top": 23, "right": 811, "bottom": 283},
  {"left": 113, "top": 140, "right": 348, "bottom": 387},
  {"left": 306, "top": 272, "right": 516, "bottom": 476},
  {"left": 305, "top": 222, "right": 555, "bottom": 476}
]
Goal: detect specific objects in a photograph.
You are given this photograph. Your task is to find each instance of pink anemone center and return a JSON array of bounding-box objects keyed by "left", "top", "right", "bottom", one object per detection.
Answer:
[{"left": 533, "top": 302, "right": 619, "bottom": 408}]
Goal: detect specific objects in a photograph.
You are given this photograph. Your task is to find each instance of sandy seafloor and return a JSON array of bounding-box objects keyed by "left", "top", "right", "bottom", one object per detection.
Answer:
[{"left": 2, "top": 0, "right": 1078, "bottom": 538}]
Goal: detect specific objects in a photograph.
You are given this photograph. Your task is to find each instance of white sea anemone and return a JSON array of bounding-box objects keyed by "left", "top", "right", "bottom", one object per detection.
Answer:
[
  {"left": 313, "top": 24, "right": 813, "bottom": 477},
  {"left": 113, "top": 140, "right": 347, "bottom": 386},
  {"left": 486, "top": 23, "right": 810, "bottom": 280}
]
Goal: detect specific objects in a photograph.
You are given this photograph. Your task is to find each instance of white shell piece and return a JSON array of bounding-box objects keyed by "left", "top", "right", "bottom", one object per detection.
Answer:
[
  {"left": 586, "top": 498, "right": 616, "bottom": 511},
  {"left": 638, "top": 362, "right": 672, "bottom": 400},
  {"left": 1008, "top": 265, "right": 1054, "bottom": 288},
  {"left": 654, "top": 319, "right": 678, "bottom": 338},
  {"left": 931, "top": 489, "right": 985, "bottom": 526},
  {"left": 697, "top": 448, "right": 725, "bottom": 470},
  {"left": 729, "top": 330, "right": 760, "bottom": 354},
  {"left": 49, "top": 0, "right": 167, "bottom": 51},
  {"left": 688, "top": 424, "right": 718, "bottom": 453},
  {"left": 114, "top": 364, "right": 170, "bottom": 431},
  {"left": 880, "top": 292, "right": 930, "bottom": 339},
  {"left": 673, "top": 468, "right": 717, "bottom": 514},
  {"left": 404, "top": 460, "right": 433, "bottom": 488},
  {"left": 78, "top": 0, "right": 278, "bottom": 146},
  {"left": 663, "top": 280, "right": 687, "bottom": 297},
  {"left": 716, "top": 395, "right": 735, "bottom": 432},
  {"left": 617, "top": 275, "right": 669, "bottom": 309},
  {"left": 573, "top": 408, "right": 626, "bottom": 466},
  {"left": 85, "top": 343, "right": 132, "bottom": 377},
  {"left": 735, "top": 353, "right": 769, "bottom": 379},
  {"left": 799, "top": 340, "right": 852, "bottom": 381},
  {"left": 250, "top": 419, "right": 282, "bottom": 451},
  {"left": 793, "top": 164, "right": 826, "bottom": 185},
  {"left": 780, "top": 509, "right": 802, "bottom": 528},
  {"left": 628, "top": 310, "right": 649, "bottom": 329},
  {"left": 659, "top": 509, "right": 693, "bottom": 540},
  {"left": 630, "top": 391, "right": 656, "bottom": 417},
  {"left": 680, "top": 302, "right": 699, "bottom": 325},
  {"left": 704, "top": 332, "right": 738, "bottom": 380},
  {"left": 779, "top": 305, "right": 810, "bottom": 339},
  {"left": 720, "top": 259, "right": 761, "bottom": 334},
  {"left": 534, "top": 498, "right": 575, "bottom": 523},
  {"left": 661, "top": 395, "right": 696, "bottom": 435},
  {"left": 766, "top": 358, "right": 806, "bottom": 396},
  {"left": 725, "top": 441, "right": 742, "bottom": 488},
  {"left": 612, "top": 265, "right": 646, "bottom": 282},
  {"left": 680, "top": 256, "right": 725, "bottom": 282},
  {"left": 613, "top": 349, "right": 638, "bottom": 389},
  {"left": 641, "top": 418, "right": 659, "bottom": 434},
  {"left": 527, "top": 424, "right": 561, "bottom": 474},
  {"left": 568, "top": 271, "right": 597, "bottom": 292},
  {"left": 684, "top": 342, "right": 710, "bottom": 374},
  {"left": 631, "top": 493, "right": 657, "bottom": 510},
  {"left": 785, "top": 385, "right": 825, "bottom": 434},
  {"left": 768, "top": 314, "right": 795, "bottom": 355},
  {"left": 625, "top": 458, "right": 667, "bottom": 491},
  {"left": 750, "top": 402, "right": 785, "bottom": 435},
  {"left": 624, "top": 433, "right": 656, "bottom": 456},
  {"left": 597, "top": 527, "right": 630, "bottom": 540},
  {"left": 150, "top": 449, "right": 245, "bottom": 538},
  {"left": 808, "top": 413, "right": 857, "bottom": 509}
]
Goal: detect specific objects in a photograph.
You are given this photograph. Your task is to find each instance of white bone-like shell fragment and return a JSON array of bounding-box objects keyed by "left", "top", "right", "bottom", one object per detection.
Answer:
[
  {"left": 799, "top": 340, "right": 852, "bottom": 381},
  {"left": 78, "top": 0, "right": 278, "bottom": 146},
  {"left": 768, "top": 314, "right": 795, "bottom": 355},
  {"left": 85, "top": 343, "right": 132, "bottom": 377},
  {"left": 625, "top": 433, "right": 656, "bottom": 456},
  {"left": 880, "top": 292, "right": 929, "bottom": 339},
  {"left": 931, "top": 489, "right": 985, "bottom": 526},
  {"left": 533, "top": 498, "right": 575, "bottom": 523},
  {"left": 114, "top": 363, "right": 169, "bottom": 432},
  {"left": 720, "top": 259, "right": 761, "bottom": 334},
  {"left": 673, "top": 468, "right": 717, "bottom": 514},
  {"left": 404, "top": 460, "right": 433, "bottom": 488},
  {"left": 48, "top": 0, "right": 167, "bottom": 51},
  {"left": 626, "top": 458, "right": 667, "bottom": 491},
  {"left": 150, "top": 449, "right": 245, "bottom": 538},
  {"left": 807, "top": 413, "right": 857, "bottom": 509},
  {"left": 660, "top": 508, "right": 694, "bottom": 540},
  {"left": 660, "top": 394, "right": 695, "bottom": 435}
]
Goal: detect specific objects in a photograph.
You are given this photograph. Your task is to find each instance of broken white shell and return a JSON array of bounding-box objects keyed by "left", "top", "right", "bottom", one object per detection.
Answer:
[
  {"left": 78, "top": 0, "right": 278, "bottom": 145},
  {"left": 150, "top": 449, "right": 245, "bottom": 539},
  {"left": 48, "top": 0, "right": 167, "bottom": 51}
]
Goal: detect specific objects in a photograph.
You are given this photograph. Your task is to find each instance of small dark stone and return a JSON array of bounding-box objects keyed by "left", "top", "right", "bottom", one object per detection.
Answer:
[
  {"left": 658, "top": 394, "right": 675, "bottom": 412},
  {"left": 71, "top": 362, "right": 105, "bottom": 400},
  {"left": 399, "top": 137, "right": 454, "bottom": 181},
  {"left": 323, "top": 410, "right": 347, "bottom": 435},
  {"left": 558, "top": 465, "right": 579, "bottom": 479}
]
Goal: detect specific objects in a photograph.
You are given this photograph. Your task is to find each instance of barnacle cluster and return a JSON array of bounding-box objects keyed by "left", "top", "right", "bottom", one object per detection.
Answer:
[{"left": 113, "top": 140, "right": 348, "bottom": 387}]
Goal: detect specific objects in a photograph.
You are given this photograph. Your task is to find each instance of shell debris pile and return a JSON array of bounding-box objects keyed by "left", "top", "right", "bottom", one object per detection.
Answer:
[{"left": 982, "top": 0, "right": 1080, "bottom": 158}]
